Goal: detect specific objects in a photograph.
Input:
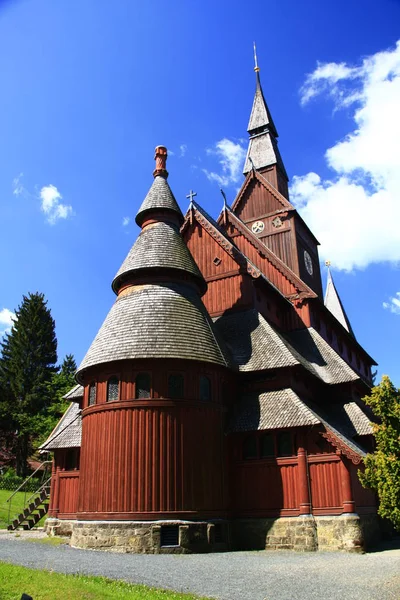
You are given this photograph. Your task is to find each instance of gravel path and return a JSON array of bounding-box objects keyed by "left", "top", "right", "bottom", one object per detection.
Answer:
[{"left": 0, "top": 534, "right": 399, "bottom": 600}]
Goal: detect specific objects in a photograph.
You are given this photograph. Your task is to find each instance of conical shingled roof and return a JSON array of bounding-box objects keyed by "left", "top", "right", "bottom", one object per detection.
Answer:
[
  {"left": 324, "top": 268, "right": 355, "bottom": 338},
  {"left": 77, "top": 283, "right": 229, "bottom": 378},
  {"left": 76, "top": 146, "right": 229, "bottom": 380},
  {"left": 247, "top": 72, "right": 278, "bottom": 137},
  {"left": 136, "top": 176, "right": 183, "bottom": 226},
  {"left": 112, "top": 221, "right": 205, "bottom": 294}
]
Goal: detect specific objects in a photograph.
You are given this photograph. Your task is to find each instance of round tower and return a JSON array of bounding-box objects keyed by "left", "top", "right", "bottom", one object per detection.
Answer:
[{"left": 71, "top": 148, "right": 231, "bottom": 553}]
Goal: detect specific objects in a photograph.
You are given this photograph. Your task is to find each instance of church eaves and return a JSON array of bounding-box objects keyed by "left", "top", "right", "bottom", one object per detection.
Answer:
[{"left": 324, "top": 267, "right": 355, "bottom": 338}]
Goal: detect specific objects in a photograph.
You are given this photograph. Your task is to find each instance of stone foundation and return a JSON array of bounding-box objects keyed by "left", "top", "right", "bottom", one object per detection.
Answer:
[
  {"left": 232, "top": 514, "right": 381, "bottom": 552},
  {"left": 232, "top": 516, "right": 318, "bottom": 551},
  {"left": 46, "top": 514, "right": 381, "bottom": 553},
  {"left": 69, "top": 520, "right": 230, "bottom": 554},
  {"left": 44, "top": 517, "right": 76, "bottom": 537}
]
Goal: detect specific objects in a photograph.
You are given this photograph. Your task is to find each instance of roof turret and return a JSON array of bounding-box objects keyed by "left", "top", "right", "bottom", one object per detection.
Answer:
[
  {"left": 135, "top": 146, "right": 183, "bottom": 227},
  {"left": 324, "top": 264, "right": 355, "bottom": 338},
  {"left": 76, "top": 148, "right": 228, "bottom": 381},
  {"left": 112, "top": 147, "right": 206, "bottom": 295}
]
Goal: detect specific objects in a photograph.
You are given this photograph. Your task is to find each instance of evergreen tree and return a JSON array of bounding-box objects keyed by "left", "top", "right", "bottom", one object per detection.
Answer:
[
  {"left": 40, "top": 354, "right": 77, "bottom": 440},
  {"left": 359, "top": 376, "right": 400, "bottom": 530},
  {"left": 0, "top": 292, "right": 57, "bottom": 476}
]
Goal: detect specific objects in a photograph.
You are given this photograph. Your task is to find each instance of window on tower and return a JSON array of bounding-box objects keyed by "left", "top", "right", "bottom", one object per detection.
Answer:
[
  {"left": 168, "top": 374, "right": 184, "bottom": 399},
  {"left": 88, "top": 382, "right": 96, "bottom": 406},
  {"left": 107, "top": 377, "right": 119, "bottom": 402},
  {"left": 199, "top": 375, "right": 211, "bottom": 401},
  {"left": 135, "top": 373, "right": 151, "bottom": 399}
]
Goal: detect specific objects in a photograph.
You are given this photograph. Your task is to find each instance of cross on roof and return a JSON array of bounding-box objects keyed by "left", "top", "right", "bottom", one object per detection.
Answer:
[{"left": 186, "top": 190, "right": 197, "bottom": 204}]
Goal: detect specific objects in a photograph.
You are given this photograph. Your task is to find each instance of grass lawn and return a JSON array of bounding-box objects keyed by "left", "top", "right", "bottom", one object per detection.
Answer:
[
  {"left": 0, "top": 489, "right": 27, "bottom": 528},
  {"left": 0, "top": 562, "right": 211, "bottom": 600}
]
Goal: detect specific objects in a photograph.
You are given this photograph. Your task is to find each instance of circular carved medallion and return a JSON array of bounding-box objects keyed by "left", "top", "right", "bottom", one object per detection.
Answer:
[{"left": 252, "top": 220, "right": 265, "bottom": 234}]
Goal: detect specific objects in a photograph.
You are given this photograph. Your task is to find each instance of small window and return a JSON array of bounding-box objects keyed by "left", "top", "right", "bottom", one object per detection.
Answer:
[
  {"left": 107, "top": 377, "right": 119, "bottom": 402},
  {"left": 260, "top": 433, "right": 275, "bottom": 458},
  {"left": 160, "top": 525, "right": 179, "bottom": 547},
  {"left": 136, "top": 373, "right": 151, "bottom": 399},
  {"left": 168, "top": 374, "right": 184, "bottom": 399},
  {"left": 277, "top": 431, "right": 292, "bottom": 457},
  {"left": 199, "top": 375, "right": 211, "bottom": 401},
  {"left": 88, "top": 382, "right": 96, "bottom": 406},
  {"left": 213, "top": 257, "right": 222, "bottom": 266},
  {"left": 243, "top": 436, "right": 258, "bottom": 460},
  {"left": 65, "top": 448, "right": 80, "bottom": 470}
]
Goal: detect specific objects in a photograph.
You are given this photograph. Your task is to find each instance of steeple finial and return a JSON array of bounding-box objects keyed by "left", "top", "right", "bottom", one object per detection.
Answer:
[
  {"left": 253, "top": 41, "right": 260, "bottom": 73},
  {"left": 153, "top": 145, "right": 168, "bottom": 179}
]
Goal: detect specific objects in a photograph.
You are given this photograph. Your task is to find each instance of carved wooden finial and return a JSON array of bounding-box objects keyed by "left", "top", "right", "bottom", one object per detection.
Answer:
[{"left": 153, "top": 146, "right": 168, "bottom": 178}]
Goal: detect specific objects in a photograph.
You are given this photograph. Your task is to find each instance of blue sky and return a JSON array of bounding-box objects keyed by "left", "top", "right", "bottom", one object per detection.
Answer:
[{"left": 0, "top": 0, "right": 399, "bottom": 385}]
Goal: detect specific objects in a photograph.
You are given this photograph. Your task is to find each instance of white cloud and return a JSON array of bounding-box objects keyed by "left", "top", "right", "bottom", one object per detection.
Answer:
[
  {"left": 12, "top": 173, "right": 26, "bottom": 197},
  {"left": 383, "top": 292, "right": 400, "bottom": 315},
  {"left": 291, "top": 40, "right": 400, "bottom": 271},
  {"left": 40, "top": 184, "right": 74, "bottom": 225},
  {"left": 122, "top": 216, "right": 130, "bottom": 227},
  {"left": 179, "top": 144, "right": 187, "bottom": 157},
  {"left": 203, "top": 138, "right": 246, "bottom": 187},
  {"left": 0, "top": 308, "right": 16, "bottom": 337}
]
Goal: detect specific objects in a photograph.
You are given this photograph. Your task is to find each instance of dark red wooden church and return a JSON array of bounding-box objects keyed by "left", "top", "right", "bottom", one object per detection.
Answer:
[{"left": 41, "top": 62, "right": 379, "bottom": 553}]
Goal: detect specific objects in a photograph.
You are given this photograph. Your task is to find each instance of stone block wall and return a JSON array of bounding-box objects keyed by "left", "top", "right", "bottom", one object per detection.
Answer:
[{"left": 46, "top": 514, "right": 381, "bottom": 553}]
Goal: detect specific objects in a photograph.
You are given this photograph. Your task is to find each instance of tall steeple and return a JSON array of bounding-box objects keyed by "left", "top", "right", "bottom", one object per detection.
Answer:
[
  {"left": 243, "top": 45, "right": 288, "bottom": 197},
  {"left": 324, "top": 264, "right": 355, "bottom": 338}
]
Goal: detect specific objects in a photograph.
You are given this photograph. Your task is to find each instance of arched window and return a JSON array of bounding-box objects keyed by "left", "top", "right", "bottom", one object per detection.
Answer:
[
  {"left": 199, "top": 375, "right": 211, "bottom": 401},
  {"left": 88, "top": 382, "right": 96, "bottom": 406},
  {"left": 135, "top": 373, "right": 151, "bottom": 399},
  {"left": 260, "top": 433, "right": 274, "bottom": 458},
  {"left": 107, "top": 377, "right": 119, "bottom": 402},
  {"left": 168, "top": 374, "right": 184, "bottom": 399},
  {"left": 243, "top": 436, "right": 258, "bottom": 460}
]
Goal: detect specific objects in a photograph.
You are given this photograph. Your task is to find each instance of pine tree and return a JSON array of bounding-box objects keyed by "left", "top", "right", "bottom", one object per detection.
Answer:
[
  {"left": 0, "top": 292, "right": 57, "bottom": 476},
  {"left": 359, "top": 376, "right": 400, "bottom": 530},
  {"left": 40, "top": 354, "right": 77, "bottom": 441}
]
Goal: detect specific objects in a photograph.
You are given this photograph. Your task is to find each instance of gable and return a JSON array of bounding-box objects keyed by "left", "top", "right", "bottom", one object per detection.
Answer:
[
  {"left": 225, "top": 210, "right": 316, "bottom": 301},
  {"left": 231, "top": 170, "right": 293, "bottom": 222}
]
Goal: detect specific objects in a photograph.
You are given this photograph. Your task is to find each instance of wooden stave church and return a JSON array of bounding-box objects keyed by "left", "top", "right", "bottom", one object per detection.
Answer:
[{"left": 40, "top": 64, "right": 380, "bottom": 553}]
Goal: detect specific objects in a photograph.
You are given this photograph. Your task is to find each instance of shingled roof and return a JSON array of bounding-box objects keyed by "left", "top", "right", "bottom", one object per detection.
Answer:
[
  {"left": 324, "top": 268, "right": 355, "bottom": 338},
  {"left": 247, "top": 70, "right": 278, "bottom": 137},
  {"left": 214, "top": 309, "right": 358, "bottom": 384},
  {"left": 112, "top": 221, "right": 205, "bottom": 294},
  {"left": 136, "top": 175, "right": 183, "bottom": 226},
  {"left": 40, "top": 402, "right": 81, "bottom": 451},
  {"left": 227, "top": 388, "right": 368, "bottom": 462},
  {"left": 227, "top": 388, "right": 320, "bottom": 432},
  {"left": 77, "top": 283, "right": 230, "bottom": 379},
  {"left": 63, "top": 384, "right": 83, "bottom": 400},
  {"left": 214, "top": 310, "right": 298, "bottom": 371}
]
